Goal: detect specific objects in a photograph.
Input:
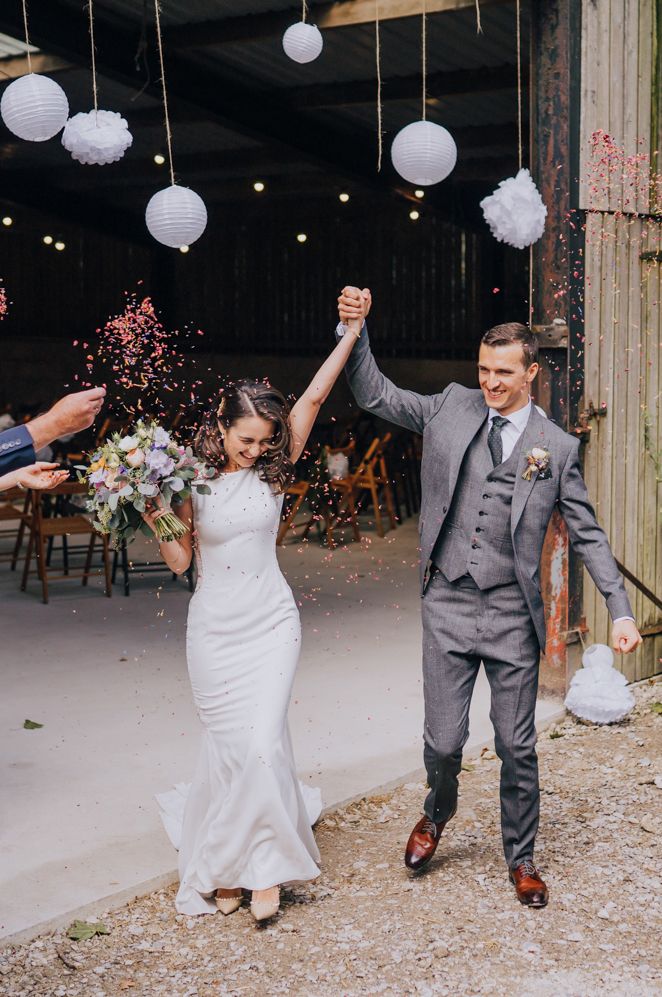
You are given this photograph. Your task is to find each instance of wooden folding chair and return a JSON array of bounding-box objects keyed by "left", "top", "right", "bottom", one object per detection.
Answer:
[
  {"left": 276, "top": 481, "right": 311, "bottom": 546},
  {"left": 335, "top": 432, "right": 397, "bottom": 539},
  {"left": 21, "top": 482, "right": 112, "bottom": 603},
  {"left": 302, "top": 435, "right": 397, "bottom": 546},
  {"left": 0, "top": 487, "right": 31, "bottom": 569}
]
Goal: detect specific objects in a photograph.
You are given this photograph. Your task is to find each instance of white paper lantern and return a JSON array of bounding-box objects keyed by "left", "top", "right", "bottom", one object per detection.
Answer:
[
  {"left": 564, "top": 643, "right": 635, "bottom": 725},
  {"left": 62, "top": 109, "right": 133, "bottom": 165},
  {"left": 391, "top": 120, "right": 457, "bottom": 186},
  {"left": 282, "top": 21, "right": 323, "bottom": 63},
  {"left": 480, "top": 168, "right": 547, "bottom": 250},
  {"left": 145, "top": 185, "right": 208, "bottom": 248},
  {"left": 1, "top": 73, "right": 69, "bottom": 141}
]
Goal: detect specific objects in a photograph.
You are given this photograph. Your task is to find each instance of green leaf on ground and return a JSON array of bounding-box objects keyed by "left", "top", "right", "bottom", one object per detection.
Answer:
[
  {"left": 549, "top": 729, "right": 565, "bottom": 739},
  {"left": 66, "top": 920, "right": 110, "bottom": 942},
  {"left": 461, "top": 763, "right": 475, "bottom": 772},
  {"left": 650, "top": 702, "right": 662, "bottom": 715},
  {"left": 23, "top": 719, "right": 44, "bottom": 729}
]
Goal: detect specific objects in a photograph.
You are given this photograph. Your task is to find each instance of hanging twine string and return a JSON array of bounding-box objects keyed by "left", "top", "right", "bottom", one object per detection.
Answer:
[
  {"left": 516, "top": 0, "right": 523, "bottom": 171},
  {"left": 87, "top": 0, "right": 99, "bottom": 116},
  {"left": 21, "top": 0, "right": 33, "bottom": 74},
  {"left": 375, "top": 0, "right": 383, "bottom": 171},
  {"left": 153, "top": 0, "right": 176, "bottom": 187},
  {"left": 474, "top": 0, "right": 482, "bottom": 34},
  {"left": 421, "top": 0, "right": 427, "bottom": 121},
  {"left": 302, "top": 0, "right": 308, "bottom": 23}
]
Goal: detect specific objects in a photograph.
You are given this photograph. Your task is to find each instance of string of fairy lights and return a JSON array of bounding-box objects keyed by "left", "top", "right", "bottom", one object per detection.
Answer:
[{"left": 0, "top": 178, "right": 428, "bottom": 257}]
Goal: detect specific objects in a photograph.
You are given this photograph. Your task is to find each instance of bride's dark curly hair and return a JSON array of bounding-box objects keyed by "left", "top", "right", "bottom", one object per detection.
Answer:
[{"left": 194, "top": 379, "right": 295, "bottom": 492}]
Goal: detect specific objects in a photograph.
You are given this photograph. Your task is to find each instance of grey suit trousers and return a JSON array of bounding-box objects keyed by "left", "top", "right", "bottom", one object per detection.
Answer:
[{"left": 422, "top": 570, "right": 541, "bottom": 868}]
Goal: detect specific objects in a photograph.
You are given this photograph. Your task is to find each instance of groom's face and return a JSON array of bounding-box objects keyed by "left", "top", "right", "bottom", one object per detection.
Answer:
[{"left": 477, "top": 343, "right": 539, "bottom": 416}]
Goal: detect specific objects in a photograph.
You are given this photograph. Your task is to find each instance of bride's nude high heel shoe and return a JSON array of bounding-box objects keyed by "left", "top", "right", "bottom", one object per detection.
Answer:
[
  {"left": 250, "top": 886, "right": 280, "bottom": 922},
  {"left": 215, "top": 888, "right": 242, "bottom": 915}
]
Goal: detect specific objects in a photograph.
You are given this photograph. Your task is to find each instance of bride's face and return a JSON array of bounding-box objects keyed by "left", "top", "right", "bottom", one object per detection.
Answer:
[{"left": 220, "top": 414, "right": 275, "bottom": 469}]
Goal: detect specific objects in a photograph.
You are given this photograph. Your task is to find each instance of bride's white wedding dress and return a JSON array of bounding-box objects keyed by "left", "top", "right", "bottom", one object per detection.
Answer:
[{"left": 157, "top": 467, "right": 321, "bottom": 915}]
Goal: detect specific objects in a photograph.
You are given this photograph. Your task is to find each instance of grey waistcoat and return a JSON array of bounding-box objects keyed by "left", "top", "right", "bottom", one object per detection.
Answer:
[{"left": 431, "top": 418, "right": 521, "bottom": 590}]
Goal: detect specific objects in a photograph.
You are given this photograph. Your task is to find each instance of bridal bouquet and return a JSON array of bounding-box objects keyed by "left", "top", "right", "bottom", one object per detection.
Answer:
[{"left": 79, "top": 420, "right": 213, "bottom": 547}]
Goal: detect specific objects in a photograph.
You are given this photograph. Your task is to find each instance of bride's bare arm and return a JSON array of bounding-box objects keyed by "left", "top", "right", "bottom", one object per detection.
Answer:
[
  {"left": 142, "top": 495, "right": 194, "bottom": 574},
  {"left": 288, "top": 305, "right": 366, "bottom": 463}
]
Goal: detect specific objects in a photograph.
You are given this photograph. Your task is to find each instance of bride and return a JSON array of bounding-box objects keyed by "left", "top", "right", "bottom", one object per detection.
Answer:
[{"left": 145, "top": 304, "right": 362, "bottom": 922}]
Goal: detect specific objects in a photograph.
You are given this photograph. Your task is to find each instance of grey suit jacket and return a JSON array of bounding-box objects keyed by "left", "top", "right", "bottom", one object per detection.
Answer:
[
  {"left": 339, "top": 324, "right": 633, "bottom": 651},
  {"left": 0, "top": 424, "right": 35, "bottom": 475}
]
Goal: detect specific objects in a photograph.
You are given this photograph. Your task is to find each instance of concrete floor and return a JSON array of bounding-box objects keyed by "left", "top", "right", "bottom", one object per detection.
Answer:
[{"left": 0, "top": 516, "right": 562, "bottom": 942}]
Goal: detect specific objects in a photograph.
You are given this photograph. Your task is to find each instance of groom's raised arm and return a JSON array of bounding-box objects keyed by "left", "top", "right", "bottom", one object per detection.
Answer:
[{"left": 336, "top": 287, "right": 447, "bottom": 435}]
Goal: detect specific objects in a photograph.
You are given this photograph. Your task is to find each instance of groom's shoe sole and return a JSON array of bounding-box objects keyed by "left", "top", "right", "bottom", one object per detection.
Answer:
[{"left": 404, "top": 810, "right": 456, "bottom": 872}]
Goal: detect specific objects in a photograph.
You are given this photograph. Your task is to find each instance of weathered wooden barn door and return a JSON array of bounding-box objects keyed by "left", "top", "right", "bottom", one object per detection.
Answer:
[{"left": 579, "top": 0, "right": 662, "bottom": 680}]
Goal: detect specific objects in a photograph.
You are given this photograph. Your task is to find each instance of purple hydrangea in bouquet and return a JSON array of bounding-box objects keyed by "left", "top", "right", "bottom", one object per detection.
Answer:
[{"left": 78, "top": 419, "right": 213, "bottom": 547}]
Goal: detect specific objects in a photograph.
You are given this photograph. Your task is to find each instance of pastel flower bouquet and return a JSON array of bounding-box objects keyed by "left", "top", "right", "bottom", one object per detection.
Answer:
[{"left": 78, "top": 420, "right": 213, "bottom": 547}]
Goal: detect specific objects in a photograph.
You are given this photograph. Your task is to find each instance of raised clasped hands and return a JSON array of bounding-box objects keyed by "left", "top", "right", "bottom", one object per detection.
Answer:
[
  {"left": 338, "top": 286, "right": 372, "bottom": 334},
  {"left": 611, "top": 618, "right": 642, "bottom": 655}
]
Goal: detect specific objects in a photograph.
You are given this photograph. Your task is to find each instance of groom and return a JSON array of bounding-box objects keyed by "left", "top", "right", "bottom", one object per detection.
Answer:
[{"left": 336, "top": 287, "right": 641, "bottom": 908}]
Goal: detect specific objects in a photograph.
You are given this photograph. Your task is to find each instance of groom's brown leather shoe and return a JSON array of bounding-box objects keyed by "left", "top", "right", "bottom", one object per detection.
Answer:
[
  {"left": 509, "top": 860, "right": 548, "bottom": 907},
  {"left": 404, "top": 811, "right": 455, "bottom": 871}
]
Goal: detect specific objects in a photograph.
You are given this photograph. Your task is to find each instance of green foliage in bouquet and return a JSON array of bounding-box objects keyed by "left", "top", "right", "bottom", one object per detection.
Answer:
[{"left": 78, "top": 420, "right": 214, "bottom": 548}]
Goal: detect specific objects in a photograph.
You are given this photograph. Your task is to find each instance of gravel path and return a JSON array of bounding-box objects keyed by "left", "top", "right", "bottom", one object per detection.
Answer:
[{"left": 2, "top": 681, "right": 661, "bottom": 997}]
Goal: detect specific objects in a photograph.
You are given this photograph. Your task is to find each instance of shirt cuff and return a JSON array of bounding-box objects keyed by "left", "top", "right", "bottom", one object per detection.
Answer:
[{"left": 613, "top": 616, "right": 635, "bottom": 624}]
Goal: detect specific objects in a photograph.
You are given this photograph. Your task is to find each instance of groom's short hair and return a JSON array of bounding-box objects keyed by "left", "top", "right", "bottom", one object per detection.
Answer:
[{"left": 481, "top": 322, "right": 538, "bottom": 368}]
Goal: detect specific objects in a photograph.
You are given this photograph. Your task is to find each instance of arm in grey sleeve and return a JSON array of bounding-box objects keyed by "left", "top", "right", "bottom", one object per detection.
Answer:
[
  {"left": 557, "top": 441, "right": 634, "bottom": 622},
  {"left": 335, "top": 322, "right": 448, "bottom": 435}
]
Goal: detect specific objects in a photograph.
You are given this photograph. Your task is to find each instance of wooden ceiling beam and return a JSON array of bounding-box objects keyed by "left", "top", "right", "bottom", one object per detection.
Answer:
[
  {"left": 0, "top": 53, "right": 72, "bottom": 78},
  {"left": 165, "top": 0, "right": 511, "bottom": 48},
  {"left": 281, "top": 64, "right": 524, "bottom": 109}
]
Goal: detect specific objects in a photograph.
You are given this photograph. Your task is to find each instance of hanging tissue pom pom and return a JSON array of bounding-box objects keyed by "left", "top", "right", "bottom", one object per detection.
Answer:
[
  {"left": 564, "top": 643, "right": 635, "bottom": 724},
  {"left": 391, "top": 120, "right": 457, "bottom": 186},
  {"left": 1, "top": 74, "right": 69, "bottom": 142},
  {"left": 480, "top": 168, "right": 547, "bottom": 249},
  {"left": 282, "top": 22, "right": 323, "bottom": 63},
  {"left": 145, "top": 185, "right": 208, "bottom": 248},
  {"left": 62, "top": 110, "right": 133, "bottom": 165}
]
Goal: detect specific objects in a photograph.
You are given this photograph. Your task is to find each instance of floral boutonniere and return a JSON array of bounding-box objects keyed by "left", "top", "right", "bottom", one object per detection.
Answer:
[{"left": 522, "top": 446, "right": 551, "bottom": 481}]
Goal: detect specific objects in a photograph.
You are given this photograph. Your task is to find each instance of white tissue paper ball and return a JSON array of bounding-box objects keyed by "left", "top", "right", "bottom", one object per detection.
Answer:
[
  {"left": 391, "top": 120, "right": 457, "bottom": 186},
  {"left": 480, "top": 168, "right": 547, "bottom": 249},
  {"left": 1, "top": 73, "right": 69, "bottom": 141},
  {"left": 564, "top": 643, "right": 635, "bottom": 724},
  {"left": 145, "top": 184, "right": 208, "bottom": 248},
  {"left": 62, "top": 109, "right": 133, "bottom": 165},
  {"left": 282, "top": 22, "right": 323, "bottom": 63}
]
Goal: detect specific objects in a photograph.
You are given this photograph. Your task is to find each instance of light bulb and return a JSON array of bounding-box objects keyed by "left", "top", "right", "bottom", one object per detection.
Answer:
[
  {"left": 339, "top": 192, "right": 350, "bottom": 203},
  {"left": 409, "top": 210, "right": 420, "bottom": 221},
  {"left": 154, "top": 153, "right": 165, "bottom": 165},
  {"left": 179, "top": 245, "right": 190, "bottom": 253},
  {"left": 2, "top": 216, "right": 13, "bottom": 227},
  {"left": 296, "top": 233, "right": 307, "bottom": 243},
  {"left": 253, "top": 181, "right": 265, "bottom": 192},
  {"left": 414, "top": 189, "right": 425, "bottom": 199},
  {"left": 54, "top": 240, "right": 65, "bottom": 251},
  {"left": 43, "top": 235, "right": 53, "bottom": 245}
]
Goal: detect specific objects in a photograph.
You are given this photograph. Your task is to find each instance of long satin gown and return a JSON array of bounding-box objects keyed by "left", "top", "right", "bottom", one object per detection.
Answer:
[{"left": 157, "top": 467, "right": 321, "bottom": 915}]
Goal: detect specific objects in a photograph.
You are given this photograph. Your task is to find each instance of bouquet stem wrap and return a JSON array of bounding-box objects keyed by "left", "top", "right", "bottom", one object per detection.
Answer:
[{"left": 153, "top": 509, "right": 188, "bottom": 543}]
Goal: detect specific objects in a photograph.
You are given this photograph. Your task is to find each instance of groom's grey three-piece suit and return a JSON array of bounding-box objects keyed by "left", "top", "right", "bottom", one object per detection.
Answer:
[{"left": 339, "top": 325, "right": 633, "bottom": 867}]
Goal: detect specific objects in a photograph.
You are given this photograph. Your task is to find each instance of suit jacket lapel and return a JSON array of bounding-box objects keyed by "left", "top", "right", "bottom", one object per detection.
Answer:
[
  {"left": 447, "top": 393, "right": 489, "bottom": 497},
  {"left": 511, "top": 406, "right": 549, "bottom": 532}
]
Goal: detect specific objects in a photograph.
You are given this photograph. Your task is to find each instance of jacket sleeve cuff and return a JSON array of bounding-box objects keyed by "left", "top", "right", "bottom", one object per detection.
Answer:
[{"left": 0, "top": 423, "right": 36, "bottom": 474}]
